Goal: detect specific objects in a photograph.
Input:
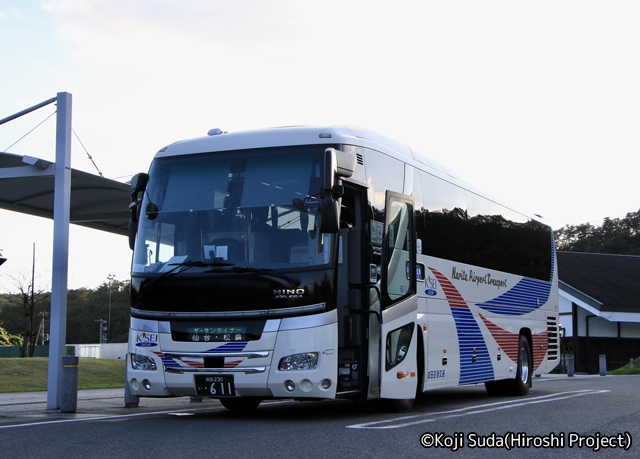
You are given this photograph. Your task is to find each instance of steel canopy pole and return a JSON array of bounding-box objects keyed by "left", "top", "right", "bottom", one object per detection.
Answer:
[{"left": 46, "top": 92, "right": 72, "bottom": 410}]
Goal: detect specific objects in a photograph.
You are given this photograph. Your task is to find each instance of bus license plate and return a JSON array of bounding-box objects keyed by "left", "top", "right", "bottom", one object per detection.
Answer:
[{"left": 195, "top": 375, "right": 236, "bottom": 397}]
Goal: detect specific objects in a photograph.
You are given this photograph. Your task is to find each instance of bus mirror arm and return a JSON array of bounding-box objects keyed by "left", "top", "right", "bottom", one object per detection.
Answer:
[
  {"left": 129, "top": 173, "right": 149, "bottom": 201},
  {"left": 331, "top": 184, "right": 344, "bottom": 198},
  {"left": 128, "top": 172, "right": 149, "bottom": 250}
]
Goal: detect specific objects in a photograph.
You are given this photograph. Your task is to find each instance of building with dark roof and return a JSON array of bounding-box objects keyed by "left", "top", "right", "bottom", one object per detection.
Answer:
[{"left": 558, "top": 252, "right": 640, "bottom": 373}]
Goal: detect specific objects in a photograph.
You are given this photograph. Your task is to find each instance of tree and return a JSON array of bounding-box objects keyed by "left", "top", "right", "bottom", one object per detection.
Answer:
[
  {"left": 555, "top": 209, "right": 640, "bottom": 254},
  {"left": 0, "top": 270, "right": 50, "bottom": 357},
  {"left": 65, "top": 279, "right": 130, "bottom": 344},
  {"left": 0, "top": 321, "right": 21, "bottom": 346},
  {"left": 1, "top": 274, "right": 131, "bottom": 347}
]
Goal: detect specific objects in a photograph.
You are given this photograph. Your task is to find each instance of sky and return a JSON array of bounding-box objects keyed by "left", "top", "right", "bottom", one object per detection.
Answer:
[{"left": 1, "top": 0, "right": 639, "bottom": 289}]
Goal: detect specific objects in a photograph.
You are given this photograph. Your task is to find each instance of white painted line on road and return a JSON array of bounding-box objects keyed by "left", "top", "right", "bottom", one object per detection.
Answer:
[
  {"left": 0, "top": 399, "right": 292, "bottom": 430},
  {"left": 0, "top": 408, "right": 210, "bottom": 430},
  {"left": 347, "top": 390, "right": 610, "bottom": 430}
]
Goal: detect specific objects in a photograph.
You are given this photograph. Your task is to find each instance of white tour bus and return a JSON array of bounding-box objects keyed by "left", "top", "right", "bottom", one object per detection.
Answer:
[{"left": 126, "top": 125, "right": 559, "bottom": 412}]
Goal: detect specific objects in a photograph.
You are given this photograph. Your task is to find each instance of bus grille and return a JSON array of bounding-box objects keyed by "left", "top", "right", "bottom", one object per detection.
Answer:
[{"left": 546, "top": 316, "right": 559, "bottom": 360}]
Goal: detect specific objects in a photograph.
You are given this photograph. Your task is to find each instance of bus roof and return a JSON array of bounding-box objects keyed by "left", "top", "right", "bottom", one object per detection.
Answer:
[
  {"left": 155, "top": 125, "right": 463, "bottom": 181},
  {"left": 153, "top": 125, "right": 548, "bottom": 227}
]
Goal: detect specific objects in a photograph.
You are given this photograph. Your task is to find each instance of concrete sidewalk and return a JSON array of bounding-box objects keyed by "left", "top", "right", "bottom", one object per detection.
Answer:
[{"left": 0, "top": 388, "right": 222, "bottom": 425}]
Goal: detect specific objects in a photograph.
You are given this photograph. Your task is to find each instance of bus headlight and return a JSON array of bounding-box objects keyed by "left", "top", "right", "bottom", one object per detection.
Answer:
[
  {"left": 130, "top": 353, "right": 157, "bottom": 371},
  {"left": 278, "top": 352, "right": 318, "bottom": 371}
]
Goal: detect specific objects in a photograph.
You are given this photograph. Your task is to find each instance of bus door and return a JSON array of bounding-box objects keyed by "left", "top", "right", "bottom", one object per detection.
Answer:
[
  {"left": 335, "top": 186, "right": 369, "bottom": 396},
  {"left": 377, "top": 192, "right": 418, "bottom": 400}
]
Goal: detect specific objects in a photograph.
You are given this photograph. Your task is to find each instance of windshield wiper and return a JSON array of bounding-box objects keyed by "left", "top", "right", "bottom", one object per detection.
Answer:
[
  {"left": 204, "top": 265, "right": 299, "bottom": 286},
  {"left": 204, "top": 266, "right": 273, "bottom": 274},
  {"left": 230, "top": 266, "right": 274, "bottom": 274},
  {"left": 179, "top": 260, "right": 235, "bottom": 267},
  {"left": 144, "top": 260, "right": 235, "bottom": 288}
]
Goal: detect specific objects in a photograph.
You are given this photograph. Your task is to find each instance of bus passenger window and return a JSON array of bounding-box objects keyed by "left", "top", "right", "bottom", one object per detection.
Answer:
[{"left": 384, "top": 195, "right": 415, "bottom": 305}]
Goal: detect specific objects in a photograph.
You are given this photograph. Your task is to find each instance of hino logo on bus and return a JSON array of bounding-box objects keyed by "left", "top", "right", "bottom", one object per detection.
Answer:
[{"left": 273, "top": 288, "right": 306, "bottom": 299}]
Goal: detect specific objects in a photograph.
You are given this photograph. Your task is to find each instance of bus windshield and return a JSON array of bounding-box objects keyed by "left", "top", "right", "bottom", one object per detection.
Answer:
[{"left": 132, "top": 146, "right": 333, "bottom": 274}]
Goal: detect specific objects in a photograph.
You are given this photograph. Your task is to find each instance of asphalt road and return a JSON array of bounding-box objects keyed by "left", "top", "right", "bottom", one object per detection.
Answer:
[{"left": 1, "top": 374, "right": 638, "bottom": 458}]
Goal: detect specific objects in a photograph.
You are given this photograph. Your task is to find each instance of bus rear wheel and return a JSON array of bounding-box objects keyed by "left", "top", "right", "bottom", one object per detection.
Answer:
[
  {"left": 508, "top": 335, "right": 531, "bottom": 396},
  {"left": 377, "top": 398, "right": 414, "bottom": 413},
  {"left": 484, "top": 335, "right": 531, "bottom": 396},
  {"left": 219, "top": 397, "right": 262, "bottom": 411}
]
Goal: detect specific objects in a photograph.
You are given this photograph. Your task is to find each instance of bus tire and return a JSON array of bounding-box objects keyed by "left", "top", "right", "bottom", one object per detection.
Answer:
[
  {"left": 219, "top": 397, "right": 262, "bottom": 411},
  {"left": 377, "top": 398, "right": 414, "bottom": 413},
  {"left": 508, "top": 335, "right": 531, "bottom": 396},
  {"left": 484, "top": 379, "right": 507, "bottom": 396}
]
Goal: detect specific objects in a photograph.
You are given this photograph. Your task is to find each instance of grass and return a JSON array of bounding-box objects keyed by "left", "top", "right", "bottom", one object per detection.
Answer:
[
  {"left": 0, "top": 357, "right": 126, "bottom": 393},
  {"left": 608, "top": 356, "right": 640, "bottom": 376}
]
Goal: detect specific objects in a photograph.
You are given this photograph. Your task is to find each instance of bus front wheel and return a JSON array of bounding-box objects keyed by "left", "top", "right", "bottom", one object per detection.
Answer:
[{"left": 219, "top": 397, "right": 262, "bottom": 411}]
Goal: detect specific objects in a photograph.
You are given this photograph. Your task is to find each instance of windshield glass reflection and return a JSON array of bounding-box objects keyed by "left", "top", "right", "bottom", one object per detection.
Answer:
[{"left": 132, "top": 146, "right": 333, "bottom": 274}]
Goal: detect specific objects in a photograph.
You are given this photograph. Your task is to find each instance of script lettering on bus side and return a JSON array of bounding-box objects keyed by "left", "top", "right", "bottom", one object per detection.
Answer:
[{"left": 451, "top": 267, "right": 507, "bottom": 290}]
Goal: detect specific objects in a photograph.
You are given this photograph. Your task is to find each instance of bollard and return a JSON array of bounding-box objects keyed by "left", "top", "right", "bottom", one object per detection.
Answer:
[
  {"left": 599, "top": 354, "right": 606, "bottom": 376},
  {"left": 630, "top": 358, "right": 635, "bottom": 370},
  {"left": 60, "top": 356, "right": 79, "bottom": 413},
  {"left": 566, "top": 354, "right": 574, "bottom": 377}
]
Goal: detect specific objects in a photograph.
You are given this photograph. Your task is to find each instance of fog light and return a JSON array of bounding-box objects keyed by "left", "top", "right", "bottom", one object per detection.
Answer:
[
  {"left": 142, "top": 379, "right": 152, "bottom": 391},
  {"left": 284, "top": 380, "right": 296, "bottom": 392},
  {"left": 320, "top": 379, "right": 332, "bottom": 390},
  {"left": 300, "top": 379, "right": 313, "bottom": 392}
]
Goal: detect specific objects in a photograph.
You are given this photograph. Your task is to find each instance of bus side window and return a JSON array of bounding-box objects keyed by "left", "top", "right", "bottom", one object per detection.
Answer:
[{"left": 384, "top": 193, "right": 415, "bottom": 306}]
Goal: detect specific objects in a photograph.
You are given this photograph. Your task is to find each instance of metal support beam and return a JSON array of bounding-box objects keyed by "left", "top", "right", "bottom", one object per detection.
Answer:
[
  {"left": 0, "top": 96, "right": 56, "bottom": 126},
  {"left": 46, "top": 92, "right": 73, "bottom": 410}
]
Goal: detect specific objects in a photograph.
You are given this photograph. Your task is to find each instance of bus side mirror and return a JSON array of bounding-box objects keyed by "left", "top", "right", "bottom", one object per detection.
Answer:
[
  {"left": 128, "top": 173, "right": 149, "bottom": 250},
  {"left": 320, "top": 148, "right": 355, "bottom": 234},
  {"left": 320, "top": 187, "right": 340, "bottom": 234}
]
